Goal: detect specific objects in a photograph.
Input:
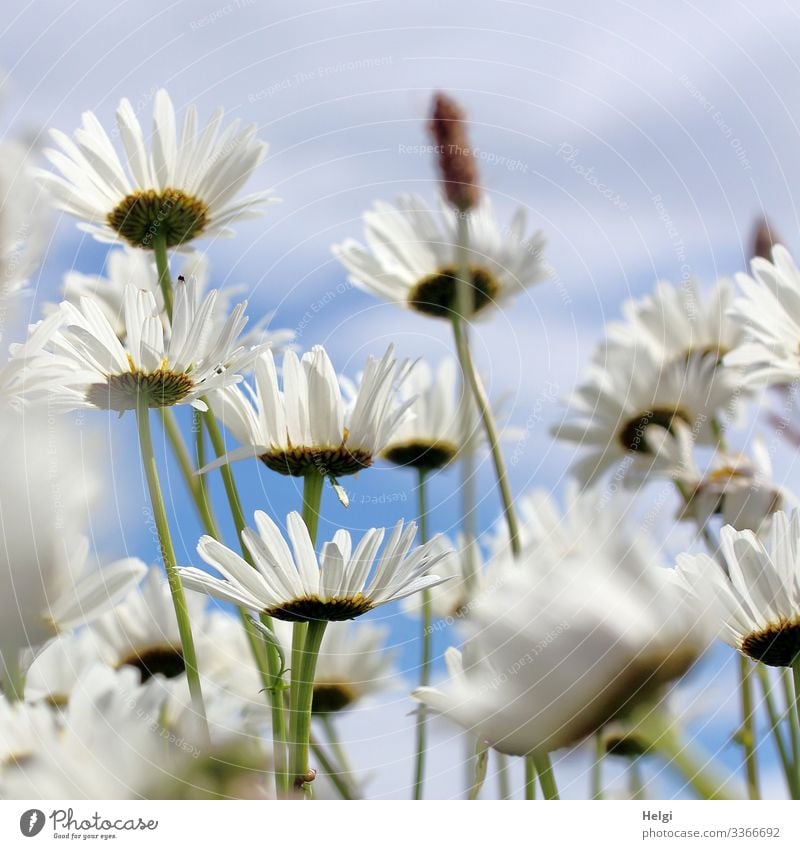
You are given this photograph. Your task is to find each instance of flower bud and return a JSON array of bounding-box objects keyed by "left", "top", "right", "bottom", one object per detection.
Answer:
[{"left": 428, "top": 92, "right": 480, "bottom": 212}]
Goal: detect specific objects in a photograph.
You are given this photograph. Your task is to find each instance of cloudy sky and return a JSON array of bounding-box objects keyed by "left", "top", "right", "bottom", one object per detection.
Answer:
[{"left": 3, "top": 0, "right": 800, "bottom": 797}]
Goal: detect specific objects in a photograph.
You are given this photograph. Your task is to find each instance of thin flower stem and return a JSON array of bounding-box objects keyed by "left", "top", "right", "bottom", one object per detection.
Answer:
[
  {"left": 468, "top": 740, "right": 490, "bottom": 800},
  {"left": 591, "top": 733, "right": 604, "bottom": 800},
  {"left": 755, "top": 664, "right": 797, "bottom": 797},
  {"left": 192, "top": 409, "right": 211, "bottom": 518},
  {"left": 738, "top": 654, "right": 760, "bottom": 799},
  {"left": 320, "top": 713, "right": 358, "bottom": 796},
  {"left": 287, "top": 469, "right": 327, "bottom": 796},
  {"left": 533, "top": 751, "right": 559, "bottom": 799},
  {"left": 289, "top": 619, "right": 327, "bottom": 795},
  {"left": 159, "top": 409, "right": 220, "bottom": 538},
  {"left": 301, "top": 468, "right": 325, "bottom": 544},
  {"left": 496, "top": 752, "right": 511, "bottom": 800},
  {"left": 413, "top": 468, "right": 432, "bottom": 800},
  {"left": 310, "top": 737, "right": 355, "bottom": 800},
  {"left": 629, "top": 756, "right": 645, "bottom": 800},
  {"left": 781, "top": 668, "right": 800, "bottom": 787},
  {"left": 153, "top": 232, "right": 174, "bottom": 321},
  {"left": 524, "top": 756, "right": 537, "bottom": 800},
  {"left": 792, "top": 660, "right": 800, "bottom": 795},
  {"left": 637, "top": 712, "right": 735, "bottom": 800},
  {"left": 135, "top": 394, "right": 208, "bottom": 743},
  {"left": 201, "top": 408, "right": 249, "bottom": 536},
  {"left": 460, "top": 385, "right": 480, "bottom": 590},
  {"left": 451, "top": 213, "right": 521, "bottom": 557},
  {"left": 193, "top": 409, "right": 206, "bottom": 469},
  {"left": 1, "top": 652, "right": 24, "bottom": 702}
]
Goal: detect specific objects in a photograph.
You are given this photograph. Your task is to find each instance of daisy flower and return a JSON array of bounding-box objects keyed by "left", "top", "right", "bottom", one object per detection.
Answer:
[
  {"left": 35, "top": 89, "right": 276, "bottom": 249},
  {"left": 414, "top": 542, "right": 709, "bottom": 756},
  {"left": 273, "top": 620, "right": 397, "bottom": 714},
  {"left": 332, "top": 194, "right": 546, "bottom": 320},
  {"left": 179, "top": 510, "right": 449, "bottom": 622},
  {"left": 381, "top": 357, "right": 465, "bottom": 471},
  {"left": 85, "top": 566, "right": 210, "bottom": 683},
  {"left": 23, "top": 630, "right": 103, "bottom": 706},
  {"left": 554, "top": 343, "right": 737, "bottom": 485},
  {"left": 676, "top": 440, "right": 789, "bottom": 535},
  {"left": 606, "top": 278, "right": 744, "bottom": 366},
  {"left": 726, "top": 245, "right": 800, "bottom": 386},
  {"left": 57, "top": 247, "right": 294, "bottom": 351},
  {"left": 0, "top": 696, "right": 61, "bottom": 770},
  {"left": 676, "top": 510, "right": 800, "bottom": 667},
  {"left": 205, "top": 345, "right": 411, "bottom": 477},
  {"left": 25, "top": 277, "right": 257, "bottom": 412},
  {"left": 0, "top": 665, "right": 181, "bottom": 799}
]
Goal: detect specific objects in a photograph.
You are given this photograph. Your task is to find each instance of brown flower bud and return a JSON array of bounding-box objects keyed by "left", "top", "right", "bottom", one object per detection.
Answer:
[
  {"left": 752, "top": 217, "right": 780, "bottom": 261},
  {"left": 428, "top": 92, "right": 480, "bottom": 212}
]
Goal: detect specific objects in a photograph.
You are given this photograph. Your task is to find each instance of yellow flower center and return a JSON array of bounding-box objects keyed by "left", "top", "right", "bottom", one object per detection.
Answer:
[{"left": 107, "top": 188, "right": 209, "bottom": 248}]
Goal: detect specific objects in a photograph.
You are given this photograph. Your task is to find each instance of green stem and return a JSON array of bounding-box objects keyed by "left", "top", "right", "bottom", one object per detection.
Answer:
[
  {"left": 468, "top": 740, "right": 490, "bottom": 800},
  {"left": 756, "top": 664, "right": 797, "bottom": 798},
  {"left": 524, "top": 756, "right": 537, "bottom": 800},
  {"left": 629, "top": 756, "right": 645, "bottom": 800},
  {"left": 738, "top": 654, "right": 760, "bottom": 799},
  {"left": 793, "top": 660, "right": 800, "bottom": 796},
  {"left": 159, "top": 409, "right": 220, "bottom": 538},
  {"left": 451, "top": 215, "right": 520, "bottom": 557},
  {"left": 460, "top": 390, "right": 480, "bottom": 590},
  {"left": 637, "top": 712, "right": 735, "bottom": 800},
  {"left": 301, "top": 469, "right": 325, "bottom": 544},
  {"left": 192, "top": 409, "right": 211, "bottom": 525},
  {"left": 496, "top": 752, "right": 511, "bottom": 800},
  {"left": 202, "top": 408, "right": 249, "bottom": 537},
  {"left": 533, "top": 751, "right": 559, "bottom": 799},
  {"left": 286, "top": 470, "right": 327, "bottom": 795},
  {"left": 153, "top": 232, "right": 174, "bottom": 321},
  {"left": 135, "top": 394, "right": 208, "bottom": 742},
  {"left": 310, "top": 736, "right": 355, "bottom": 800},
  {"left": 413, "top": 469, "right": 432, "bottom": 800},
  {"left": 320, "top": 713, "right": 358, "bottom": 797},
  {"left": 288, "top": 619, "right": 327, "bottom": 794},
  {"left": 193, "top": 409, "right": 207, "bottom": 470},
  {"left": 591, "top": 733, "right": 604, "bottom": 800},
  {"left": 1, "top": 651, "right": 23, "bottom": 702},
  {"left": 782, "top": 667, "right": 800, "bottom": 797}
]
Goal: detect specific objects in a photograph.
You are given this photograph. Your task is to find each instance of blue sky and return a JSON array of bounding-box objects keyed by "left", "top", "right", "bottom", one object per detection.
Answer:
[{"left": 4, "top": 0, "right": 800, "bottom": 797}]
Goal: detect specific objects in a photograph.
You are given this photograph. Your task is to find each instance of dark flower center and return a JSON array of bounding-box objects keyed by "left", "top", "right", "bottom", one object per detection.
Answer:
[
  {"left": 683, "top": 345, "right": 729, "bottom": 366},
  {"left": 260, "top": 445, "right": 372, "bottom": 478},
  {"left": 618, "top": 407, "right": 691, "bottom": 453},
  {"left": 741, "top": 621, "right": 800, "bottom": 667},
  {"left": 86, "top": 369, "right": 194, "bottom": 411},
  {"left": 266, "top": 595, "right": 374, "bottom": 623},
  {"left": 312, "top": 683, "right": 357, "bottom": 714},
  {"left": 383, "top": 439, "right": 458, "bottom": 471},
  {"left": 120, "top": 645, "right": 186, "bottom": 682},
  {"left": 108, "top": 188, "right": 209, "bottom": 248},
  {"left": 408, "top": 265, "right": 500, "bottom": 319}
]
